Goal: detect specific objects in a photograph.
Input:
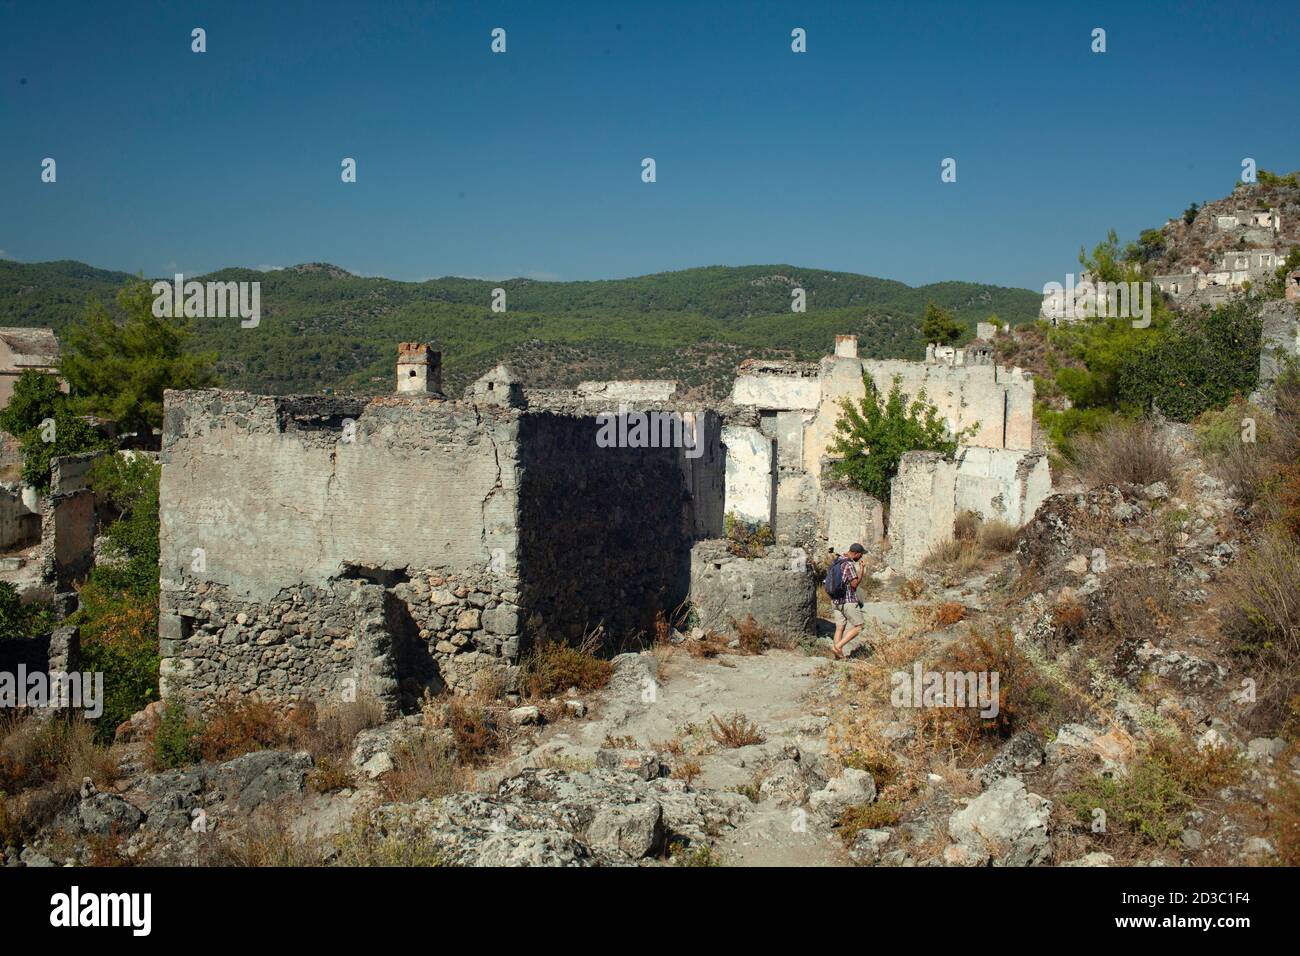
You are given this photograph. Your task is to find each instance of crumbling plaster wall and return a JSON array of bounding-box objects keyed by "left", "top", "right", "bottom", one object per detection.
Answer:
[
  {"left": 888, "top": 448, "right": 1050, "bottom": 570},
  {"left": 721, "top": 424, "right": 776, "bottom": 527},
  {"left": 158, "top": 389, "right": 524, "bottom": 710}
]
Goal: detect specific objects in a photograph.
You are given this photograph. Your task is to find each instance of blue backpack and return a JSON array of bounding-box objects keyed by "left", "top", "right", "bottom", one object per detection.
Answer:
[{"left": 823, "top": 556, "right": 852, "bottom": 601}]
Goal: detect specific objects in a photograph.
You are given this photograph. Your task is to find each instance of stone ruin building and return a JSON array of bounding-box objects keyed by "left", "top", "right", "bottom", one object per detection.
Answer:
[{"left": 155, "top": 336, "right": 1049, "bottom": 714}]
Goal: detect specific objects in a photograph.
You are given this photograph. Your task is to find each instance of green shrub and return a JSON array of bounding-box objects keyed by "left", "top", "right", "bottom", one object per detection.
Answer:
[
  {"left": 69, "top": 454, "right": 162, "bottom": 742},
  {"left": 1063, "top": 740, "right": 1242, "bottom": 847},
  {"left": 0, "top": 583, "right": 54, "bottom": 640},
  {"left": 827, "top": 373, "right": 962, "bottom": 501},
  {"left": 149, "top": 702, "right": 203, "bottom": 770},
  {"left": 1115, "top": 300, "right": 1261, "bottom": 422}
]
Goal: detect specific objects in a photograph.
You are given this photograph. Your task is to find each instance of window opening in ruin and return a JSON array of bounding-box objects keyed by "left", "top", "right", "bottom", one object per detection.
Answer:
[{"left": 337, "top": 563, "right": 411, "bottom": 587}]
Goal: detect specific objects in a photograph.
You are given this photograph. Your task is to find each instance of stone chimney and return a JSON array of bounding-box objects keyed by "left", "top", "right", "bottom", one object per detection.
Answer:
[
  {"left": 834, "top": 335, "right": 858, "bottom": 359},
  {"left": 396, "top": 343, "right": 443, "bottom": 396}
]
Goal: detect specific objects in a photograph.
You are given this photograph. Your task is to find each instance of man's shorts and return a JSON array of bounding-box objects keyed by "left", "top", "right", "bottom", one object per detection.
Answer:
[{"left": 832, "top": 602, "right": 864, "bottom": 627}]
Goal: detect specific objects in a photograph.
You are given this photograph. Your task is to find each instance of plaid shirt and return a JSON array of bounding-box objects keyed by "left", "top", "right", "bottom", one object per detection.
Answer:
[{"left": 835, "top": 554, "right": 861, "bottom": 605}]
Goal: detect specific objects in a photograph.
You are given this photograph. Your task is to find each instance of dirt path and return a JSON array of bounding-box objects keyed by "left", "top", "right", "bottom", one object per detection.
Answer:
[{"left": 508, "top": 648, "right": 854, "bottom": 866}]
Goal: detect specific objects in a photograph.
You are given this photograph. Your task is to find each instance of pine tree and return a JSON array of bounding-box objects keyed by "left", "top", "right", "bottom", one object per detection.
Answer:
[{"left": 920, "top": 301, "right": 963, "bottom": 346}]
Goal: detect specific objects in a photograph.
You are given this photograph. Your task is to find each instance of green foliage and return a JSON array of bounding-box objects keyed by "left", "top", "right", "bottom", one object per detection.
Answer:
[
  {"left": 1115, "top": 300, "right": 1261, "bottom": 422},
  {"left": 1063, "top": 741, "right": 1242, "bottom": 847},
  {"left": 919, "top": 300, "right": 963, "bottom": 346},
  {"left": 1183, "top": 202, "right": 1199, "bottom": 225},
  {"left": 69, "top": 454, "right": 162, "bottom": 741},
  {"left": 1034, "top": 404, "right": 1118, "bottom": 462},
  {"left": 1133, "top": 228, "right": 1167, "bottom": 262},
  {"left": 1257, "top": 169, "right": 1299, "bottom": 187},
  {"left": 0, "top": 261, "right": 1043, "bottom": 401},
  {"left": 723, "top": 513, "right": 774, "bottom": 558},
  {"left": 85, "top": 454, "right": 161, "bottom": 596},
  {"left": 1261, "top": 247, "right": 1300, "bottom": 300},
  {"left": 1063, "top": 756, "right": 1193, "bottom": 846},
  {"left": 0, "top": 370, "right": 107, "bottom": 492},
  {"left": 59, "top": 281, "right": 218, "bottom": 435},
  {"left": 17, "top": 405, "right": 108, "bottom": 491},
  {"left": 0, "top": 582, "right": 54, "bottom": 640},
  {"left": 827, "top": 374, "right": 961, "bottom": 502},
  {"left": 150, "top": 701, "right": 203, "bottom": 770},
  {"left": 1079, "top": 229, "right": 1127, "bottom": 283},
  {"left": 0, "top": 370, "right": 61, "bottom": 437},
  {"left": 76, "top": 592, "right": 161, "bottom": 741}
]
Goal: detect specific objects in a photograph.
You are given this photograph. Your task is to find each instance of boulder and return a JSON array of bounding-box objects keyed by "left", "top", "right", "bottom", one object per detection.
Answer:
[
  {"left": 808, "top": 768, "right": 876, "bottom": 820},
  {"left": 945, "top": 777, "right": 1051, "bottom": 867}
]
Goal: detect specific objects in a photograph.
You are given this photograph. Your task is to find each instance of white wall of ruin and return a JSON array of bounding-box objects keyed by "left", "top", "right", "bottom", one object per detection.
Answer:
[
  {"left": 887, "top": 447, "right": 1050, "bottom": 569},
  {"left": 721, "top": 424, "right": 776, "bottom": 527}
]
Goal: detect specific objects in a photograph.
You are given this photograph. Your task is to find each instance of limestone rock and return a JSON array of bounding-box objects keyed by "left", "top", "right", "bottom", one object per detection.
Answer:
[{"left": 945, "top": 777, "right": 1051, "bottom": 867}]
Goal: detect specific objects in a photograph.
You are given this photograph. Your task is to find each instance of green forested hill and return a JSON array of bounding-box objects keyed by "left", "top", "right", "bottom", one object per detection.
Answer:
[{"left": 0, "top": 259, "right": 1040, "bottom": 400}]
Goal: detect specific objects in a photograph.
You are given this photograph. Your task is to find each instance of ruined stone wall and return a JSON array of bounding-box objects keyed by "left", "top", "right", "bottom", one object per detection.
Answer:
[
  {"left": 158, "top": 389, "right": 523, "bottom": 710},
  {"left": 888, "top": 448, "right": 1050, "bottom": 570},
  {"left": 688, "top": 540, "right": 815, "bottom": 639},
  {"left": 516, "top": 410, "right": 723, "bottom": 648},
  {"left": 820, "top": 482, "right": 884, "bottom": 559},
  {"left": 159, "top": 580, "right": 402, "bottom": 715},
  {"left": 1257, "top": 300, "right": 1300, "bottom": 404},
  {"left": 721, "top": 424, "right": 775, "bottom": 526},
  {"left": 159, "top": 390, "right": 518, "bottom": 601},
  {"left": 158, "top": 389, "right": 724, "bottom": 709}
]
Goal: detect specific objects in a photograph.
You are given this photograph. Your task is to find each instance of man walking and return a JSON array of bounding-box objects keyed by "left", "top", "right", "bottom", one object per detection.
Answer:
[{"left": 828, "top": 543, "right": 866, "bottom": 660}]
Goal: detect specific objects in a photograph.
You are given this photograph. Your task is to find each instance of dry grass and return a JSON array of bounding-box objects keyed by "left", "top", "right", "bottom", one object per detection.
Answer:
[
  {"left": 193, "top": 693, "right": 387, "bottom": 769},
  {"left": 922, "top": 626, "right": 1041, "bottom": 743},
  {"left": 441, "top": 698, "right": 504, "bottom": 766},
  {"left": 735, "top": 614, "right": 791, "bottom": 653},
  {"left": 922, "top": 537, "right": 983, "bottom": 574},
  {"left": 930, "top": 602, "right": 967, "bottom": 629},
  {"left": 1072, "top": 418, "right": 1176, "bottom": 488},
  {"left": 898, "top": 576, "right": 927, "bottom": 601},
  {"left": 1221, "top": 530, "right": 1300, "bottom": 732},
  {"left": 953, "top": 510, "right": 981, "bottom": 541},
  {"left": 212, "top": 813, "right": 323, "bottom": 867},
  {"left": 837, "top": 801, "right": 902, "bottom": 845},
  {"left": 709, "top": 713, "right": 766, "bottom": 748},
  {"left": 520, "top": 635, "right": 614, "bottom": 698},
  {"left": 306, "top": 756, "right": 355, "bottom": 793},
  {"left": 977, "top": 519, "right": 1020, "bottom": 553},
  {"left": 1203, "top": 377, "right": 1300, "bottom": 507},
  {"left": 1268, "top": 743, "right": 1300, "bottom": 866},
  {"left": 0, "top": 714, "right": 117, "bottom": 845},
  {"left": 198, "top": 697, "right": 295, "bottom": 763},
  {"left": 380, "top": 733, "right": 463, "bottom": 802}
]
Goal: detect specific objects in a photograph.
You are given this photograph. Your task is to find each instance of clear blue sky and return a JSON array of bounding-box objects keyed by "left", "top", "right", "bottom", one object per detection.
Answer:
[{"left": 1, "top": 0, "right": 1296, "bottom": 290}]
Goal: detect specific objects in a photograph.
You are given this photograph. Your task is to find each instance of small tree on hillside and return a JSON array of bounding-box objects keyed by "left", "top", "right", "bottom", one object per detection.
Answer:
[
  {"left": 60, "top": 281, "right": 219, "bottom": 438},
  {"left": 920, "top": 301, "right": 963, "bottom": 346},
  {"left": 827, "top": 373, "right": 962, "bottom": 502}
]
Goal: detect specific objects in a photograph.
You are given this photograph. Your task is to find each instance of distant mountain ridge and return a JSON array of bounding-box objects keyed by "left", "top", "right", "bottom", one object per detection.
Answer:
[{"left": 0, "top": 259, "right": 1041, "bottom": 400}]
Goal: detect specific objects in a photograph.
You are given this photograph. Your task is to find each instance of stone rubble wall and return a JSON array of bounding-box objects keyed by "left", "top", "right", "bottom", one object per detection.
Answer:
[
  {"left": 687, "top": 540, "right": 815, "bottom": 639},
  {"left": 516, "top": 410, "right": 724, "bottom": 647},
  {"left": 888, "top": 448, "right": 1050, "bottom": 570},
  {"left": 157, "top": 388, "right": 725, "bottom": 710}
]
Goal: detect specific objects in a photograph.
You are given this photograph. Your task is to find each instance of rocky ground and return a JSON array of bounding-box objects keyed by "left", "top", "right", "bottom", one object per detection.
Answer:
[{"left": 6, "top": 423, "right": 1296, "bottom": 868}]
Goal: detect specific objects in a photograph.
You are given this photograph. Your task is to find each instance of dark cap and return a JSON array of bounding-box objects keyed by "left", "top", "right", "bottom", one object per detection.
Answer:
[{"left": 848, "top": 543, "right": 865, "bottom": 555}]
